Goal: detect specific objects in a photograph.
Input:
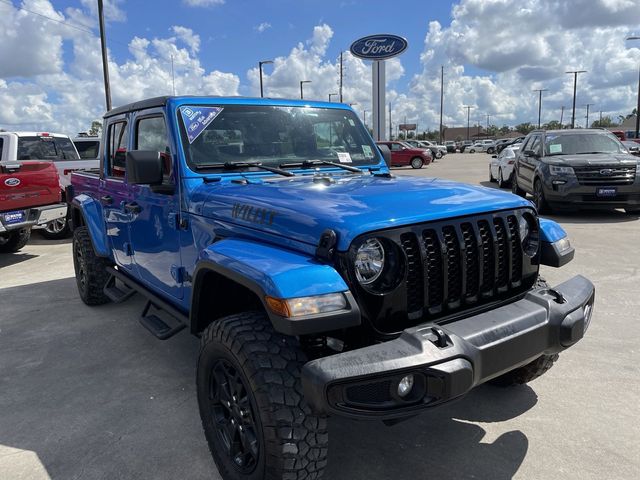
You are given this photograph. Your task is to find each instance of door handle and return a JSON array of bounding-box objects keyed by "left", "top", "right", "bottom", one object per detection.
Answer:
[
  {"left": 101, "top": 195, "right": 113, "bottom": 205},
  {"left": 124, "top": 202, "right": 142, "bottom": 214}
]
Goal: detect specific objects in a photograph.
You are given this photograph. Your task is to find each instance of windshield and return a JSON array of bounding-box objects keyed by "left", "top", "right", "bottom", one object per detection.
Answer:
[
  {"left": 545, "top": 133, "right": 625, "bottom": 156},
  {"left": 17, "top": 136, "right": 80, "bottom": 161},
  {"left": 178, "top": 105, "right": 379, "bottom": 170},
  {"left": 74, "top": 140, "right": 100, "bottom": 159}
]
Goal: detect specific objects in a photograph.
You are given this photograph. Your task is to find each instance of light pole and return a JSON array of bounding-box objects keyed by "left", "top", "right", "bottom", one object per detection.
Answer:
[
  {"left": 584, "top": 103, "right": 594, "bottom": 128},
  {"left": 97, "top": 0, "right": 111, "bottom": 111},
  {"left": 299, "top": 80, "right": 311, "bottom": 100},
  {"left": 566, "top": 70, "right": 587, "bottom": 129},
  {"left": 463, "top": 105, "right": 473, "bottom": 141},
  {"left": 626, "top": 36, "right": 640, "bottom": 139},
  {"left": 533, "top": 88, "right": 548, "bottom": 128},
  {"left": 258, "top": 60, "right": 273, "bottom": 98},
  {"left": 328, "top": 93, "right": 338, "bottom": 102},
  {"left": 560, "top": 106, "right": 565, "bottom": 128},
  {"left": 439, "top": 65, "right": 444, "bottom": 144}
]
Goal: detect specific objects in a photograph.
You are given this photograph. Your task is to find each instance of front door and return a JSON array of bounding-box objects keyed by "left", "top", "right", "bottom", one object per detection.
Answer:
[
  {"left": 102, "top": 119, "right": 134, "bottom": 270},
  {"left": 128, "top": 112, "right": 183, "bottom": 301}
]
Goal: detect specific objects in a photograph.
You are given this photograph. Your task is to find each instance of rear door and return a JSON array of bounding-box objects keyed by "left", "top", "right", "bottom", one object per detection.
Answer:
[
  {"left": 519, "top": 134, "right": 542, "bottom": 191},
  {"left": 128, "top": 110, "right": 183, "bottom": 301},
  {"left": 101, "top": 118, "right": 134, "bottom": 269}
]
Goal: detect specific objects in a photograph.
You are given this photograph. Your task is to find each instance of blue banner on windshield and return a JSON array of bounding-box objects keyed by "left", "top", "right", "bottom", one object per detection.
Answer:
[{"left": 180, "top": 106, "right": 224, "bottom": 143}]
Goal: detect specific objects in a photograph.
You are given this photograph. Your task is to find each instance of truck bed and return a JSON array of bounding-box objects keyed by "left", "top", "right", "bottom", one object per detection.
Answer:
[{"left": 0, "top": 161, "right": 61, "bottom": 212}]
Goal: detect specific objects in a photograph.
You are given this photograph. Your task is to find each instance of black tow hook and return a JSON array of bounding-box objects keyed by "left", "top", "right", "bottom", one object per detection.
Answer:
[{"left": 542, "top": 288, "right": 566, "bottom": 304}]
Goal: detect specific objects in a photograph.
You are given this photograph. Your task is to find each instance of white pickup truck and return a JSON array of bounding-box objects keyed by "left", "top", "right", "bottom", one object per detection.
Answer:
[{"left": 0, "top": 131, "right": 99, "bottom": 238}]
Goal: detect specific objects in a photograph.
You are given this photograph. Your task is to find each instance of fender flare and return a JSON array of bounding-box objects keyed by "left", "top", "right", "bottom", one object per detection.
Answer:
[
  {"left": 190, "top": 238, "right": 360, "bottom": 336},
  {"left": 70, "top": 194, "right": 110, "bottom": 257}
]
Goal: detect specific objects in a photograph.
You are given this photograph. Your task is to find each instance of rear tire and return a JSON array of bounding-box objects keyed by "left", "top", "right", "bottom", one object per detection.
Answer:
[
  {"left": 469, "top": 149, "right": 476, "bottom": 153},
  {"left": 497, "top": 168, "right": 507, "bottom": 188},
  {"left": 489, "top": 278, "right": 559, "bottom": 386},
  {"left": 534, "top": 179, "right": 551, "bottom": 214},
  {"left": 72, "top": 226, "right": 112, "bottom": 305},
  {"left": 489, "top": 166, "right": 496, "bottom": 183},
  {"left": 435, "top": 150, "right": 443, "bottom": 159},
  {"left": 0, "top": 228, "right": 31, "bottom": 253},
  {"left": 410, "top": 157, "right": 424, "bottom": 169},
  {"left": 511, "top": 171, "right": 526, "bottom": 197},
  {"left": 197, "top": 312, "right": 328, "bottom": 480}
]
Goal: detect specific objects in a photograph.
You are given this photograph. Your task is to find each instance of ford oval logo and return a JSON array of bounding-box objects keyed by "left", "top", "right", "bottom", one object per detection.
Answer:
[
  {"left": 4, "top": 177, "right": 20, "bottom": 187},
  {"left": 350, "top": 34, "right": 408, "bottom": 60}
]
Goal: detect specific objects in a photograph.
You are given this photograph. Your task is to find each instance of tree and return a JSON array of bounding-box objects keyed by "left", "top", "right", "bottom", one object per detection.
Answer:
[
  {"left": 543, "top": 120, "right": 563, "bottom": 130},
  {"left": 499, "top": 125, "right": 511, "bottom": 135},
  {"left": 515, "top": 122, "right": 535, "bottom": 134},
  {"left": 88, "top": 120, "right": 102, "bottom": 136},
  {"left": 591, "top": 116, "right": 617, "bottom": 128},
  {"left": 486, "top": 124, "right": 499, "bottom": 137}
]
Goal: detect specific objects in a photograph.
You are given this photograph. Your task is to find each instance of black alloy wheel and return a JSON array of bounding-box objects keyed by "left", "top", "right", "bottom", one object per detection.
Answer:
[{"left": 209, "top": 358, "right": 260, "bottom": 474}]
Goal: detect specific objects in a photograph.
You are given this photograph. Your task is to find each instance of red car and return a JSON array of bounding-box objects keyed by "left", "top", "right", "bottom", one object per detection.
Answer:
[{"left": 376, "top": 141, "right": 432, "bottom": 169}]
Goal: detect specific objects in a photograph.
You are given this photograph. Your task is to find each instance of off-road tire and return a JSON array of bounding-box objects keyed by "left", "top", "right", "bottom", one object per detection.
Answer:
[
  {"left": 40, "top": 216, "right": 70, "bottom": 240},
  {"left": 489, "top": 278, "right": 559, "bottom": 386},
  {"left": 197, "top": 312, "right": 328, "bottom": 480},
  {"left": 410, "top": 157, "right": 424, "bottom": 169},
  {"left": 72, "top": 226, "right": 112, "bottom": 305},
  {"left": 0, "top": 228, "right": 31, "bottom": 253}
]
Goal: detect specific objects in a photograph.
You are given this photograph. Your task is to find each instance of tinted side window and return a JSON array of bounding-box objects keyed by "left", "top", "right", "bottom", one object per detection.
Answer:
[
  {"left": 54, "top": 137, "right": 80, "bottom": 161},
  {"left": 107, "top": 121, "right": 128, "bottom": 178}
]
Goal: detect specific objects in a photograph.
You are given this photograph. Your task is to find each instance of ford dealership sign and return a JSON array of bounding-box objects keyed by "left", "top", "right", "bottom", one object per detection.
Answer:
[{"left": 350, "top": 34, "right": 408, "bottom": 60}]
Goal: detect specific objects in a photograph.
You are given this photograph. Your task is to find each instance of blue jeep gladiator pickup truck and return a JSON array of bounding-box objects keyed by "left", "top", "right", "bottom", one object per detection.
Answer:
[{"left": 69, "top": 96, "right": 595, "bottom": 480}]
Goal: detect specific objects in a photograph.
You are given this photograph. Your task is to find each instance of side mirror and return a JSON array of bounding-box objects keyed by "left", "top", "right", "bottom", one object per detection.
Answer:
[
  {"left": 523, "top": 149, "right": 537, "bottom": 157},
  {"left": 492, "top": 155, "right": 497, "bottom": 158},
  {"left": 377, "top": 144, "right": 392, "bottom": 168},
  {"left": 126, "top": 150, "right": 163, "bottom": 185}
]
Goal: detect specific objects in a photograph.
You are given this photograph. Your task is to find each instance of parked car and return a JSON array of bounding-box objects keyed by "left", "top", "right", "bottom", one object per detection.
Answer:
[
  {"left": 73, "top": 134, "right": 101, "bottom": 160},
  {"left": 622, "top": 140, "right": 640, "bottom": 157},
  {"left": 376, "top": 141, "right": 432, "bottom": 168},
  {"left": 0, "top": 131, "right": 99, "bottom": 238},
  {"left": 467, "top": 139, "right": 496, "bottom": 153},
  {"left": 405, "top": 139, "right": 446, "bottom": 159},
  {"left": 489, "top": 145, "right": 521, "bottom": 188},
  {"left": 0, "top": 160, "right": 67, "bottom": 252},
  {"left": 68, "top": 95, "right": 594, "bottom": 480},
  {"left": 459, "top": 140, "right": 474, "bottom": 152},
  {"left": 511, "top": 128, "right": 640, "bottom": 213},
  {"left": 444, "top": 140, "right": 457, "bottom": 153},
  {"left": 497, "top": 136, "right": 526, "bottom": 153}
]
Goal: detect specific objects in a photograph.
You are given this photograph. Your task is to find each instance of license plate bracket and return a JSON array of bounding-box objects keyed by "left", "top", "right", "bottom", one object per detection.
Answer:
[
  {"left": 3, "top": 210, "right": 25, "bottom": 225},
  {"left": 596, "top": 187, "right": 617, "bottom": 198}
]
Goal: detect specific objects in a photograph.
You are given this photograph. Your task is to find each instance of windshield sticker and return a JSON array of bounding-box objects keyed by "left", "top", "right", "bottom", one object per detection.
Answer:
[
  {"left": 362, "top": 145, "right": 373, "bottom": 157},
  {"left": 337, "top": 152, "right": 352, "bottom": 163},
  {"left": 549, "top": 144, "right": 562, "bottom": 154},
  {"left": 180, "top": 106, "right": 224, "bottom": 144}
]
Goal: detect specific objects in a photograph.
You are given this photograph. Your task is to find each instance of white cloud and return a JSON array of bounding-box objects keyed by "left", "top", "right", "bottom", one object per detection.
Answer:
[
  {"left": 255, "top": 22, "right": 271, "bottom": 33},
  {"left": 79, "top": 0, "right": 126, "bottom": 22},
  {"left": 182, "top": 0, "right": 225, "bottom": 7},
  {"left": 0, "top": 1, "right": 239, "bottom": 134}
]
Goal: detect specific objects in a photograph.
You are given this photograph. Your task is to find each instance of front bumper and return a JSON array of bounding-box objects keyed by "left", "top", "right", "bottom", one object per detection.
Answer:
[
  {"left": 0, "top": 204, "right": 67, "bottom": 233},
  {"left": 544, "top": 177, "right": 640, "bottom": 208},
  {"left": 302, "top": 275, "right": 595, "bottom": 419}
]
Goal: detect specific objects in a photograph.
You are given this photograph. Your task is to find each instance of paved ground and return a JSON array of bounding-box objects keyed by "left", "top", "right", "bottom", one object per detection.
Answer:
[{"left": 1, "top": 153, "right": 638, "bottom": 479}]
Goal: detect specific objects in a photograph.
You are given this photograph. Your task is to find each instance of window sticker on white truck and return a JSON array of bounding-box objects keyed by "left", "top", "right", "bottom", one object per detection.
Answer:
[{"left": 180, "top": 106, "right": 224, "bottom": 144}]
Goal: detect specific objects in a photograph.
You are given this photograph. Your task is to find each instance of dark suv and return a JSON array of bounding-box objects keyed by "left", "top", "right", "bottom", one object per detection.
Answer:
[{"left": 511, "top": 129, "right": 640, "bottom": 213}]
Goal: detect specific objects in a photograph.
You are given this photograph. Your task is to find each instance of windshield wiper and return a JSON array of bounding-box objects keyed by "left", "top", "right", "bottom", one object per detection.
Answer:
[
  {"left": 194, "top": 161, "right": 295, "bottom": 177},
  {"left": 575, "top": 151, "right": 613, "bottom": 155},
  {"left": 279, "top": 159, "right": 363, "bottom": 173}
]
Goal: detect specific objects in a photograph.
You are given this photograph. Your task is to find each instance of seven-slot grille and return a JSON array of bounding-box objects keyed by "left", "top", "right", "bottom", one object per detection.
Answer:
[
  {"left": 400, "top": 212, "right": 526, "bottom": 316},
  {"left": 573, "top": 165, "right": 636, "bottom": 186}
]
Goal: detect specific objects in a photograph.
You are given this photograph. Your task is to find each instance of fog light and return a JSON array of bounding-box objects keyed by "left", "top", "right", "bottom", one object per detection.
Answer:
[
  {"left": 397, "top": 375, "right": 414, "bottom": 397},
  {"left": 583, "top": 303, "right": 593, "bottom": 332}
]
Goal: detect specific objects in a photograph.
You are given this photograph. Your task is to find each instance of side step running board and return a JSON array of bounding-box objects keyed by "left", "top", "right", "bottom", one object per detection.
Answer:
[
  {"left": 106, "top": 266, "right": 189, "bottom": 340},
  {"left": 103, "top": 275, "right": 137, "bottom": 304},
  {"left": 139, "top": 301, "right": 186, "bottom": 340}
]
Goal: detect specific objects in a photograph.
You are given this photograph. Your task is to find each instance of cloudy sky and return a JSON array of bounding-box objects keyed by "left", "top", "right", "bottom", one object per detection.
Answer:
[{"left": 1, "top": 0, "right": 640, "bottom": 135}]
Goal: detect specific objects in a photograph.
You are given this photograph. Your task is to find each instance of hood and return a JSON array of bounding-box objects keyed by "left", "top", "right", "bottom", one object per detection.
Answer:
[
  {"left": 193, "top": 173, "right": 532, "bottom": 251},
  {"left": 546, "top": 152, "right": 638, "bottom": 166}
]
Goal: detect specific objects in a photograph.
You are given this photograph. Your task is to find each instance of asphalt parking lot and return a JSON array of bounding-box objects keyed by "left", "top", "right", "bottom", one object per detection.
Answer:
[{"left": 1, "top": 153, "right": 638, "bottom": 480}]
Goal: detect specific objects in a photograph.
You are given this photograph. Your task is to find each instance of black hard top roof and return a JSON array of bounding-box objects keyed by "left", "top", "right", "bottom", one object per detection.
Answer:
[{"left": 103, "top": 96, "right": 171, "bottom": 119}]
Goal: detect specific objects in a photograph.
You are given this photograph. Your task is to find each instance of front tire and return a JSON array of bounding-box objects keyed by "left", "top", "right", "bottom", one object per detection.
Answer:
[
  {"left": 490, "top": 278, "right": 559, "bottom": 386},
  {"left": 469, "top": 149, "right": 476, "bottom": 153},
  {"left": 72, "top": 226, "right": 112, "bottom": 305},
  {"left": 0, "top": 228, "right": 31, "bottom": 253},
  {"left": 435, "top": 150, "right": 443, "bottom": 159},
  {"left": 197, "top": 312, "right": 328, "bottom": 480},
  {"left": 487, "top": 147, "right": 495, "bottom": 154},
  {"left": 410, "top": 157, "right": 424, "bottom": 169}
]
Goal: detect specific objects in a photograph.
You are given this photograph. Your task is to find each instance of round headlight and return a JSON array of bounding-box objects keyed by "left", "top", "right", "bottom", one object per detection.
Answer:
[
  {"left": 518, "top": 214, "right": 539, "bottom": 257},
  {"left": 354, "top": 238, "right": 385, "bottom": 285}
]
